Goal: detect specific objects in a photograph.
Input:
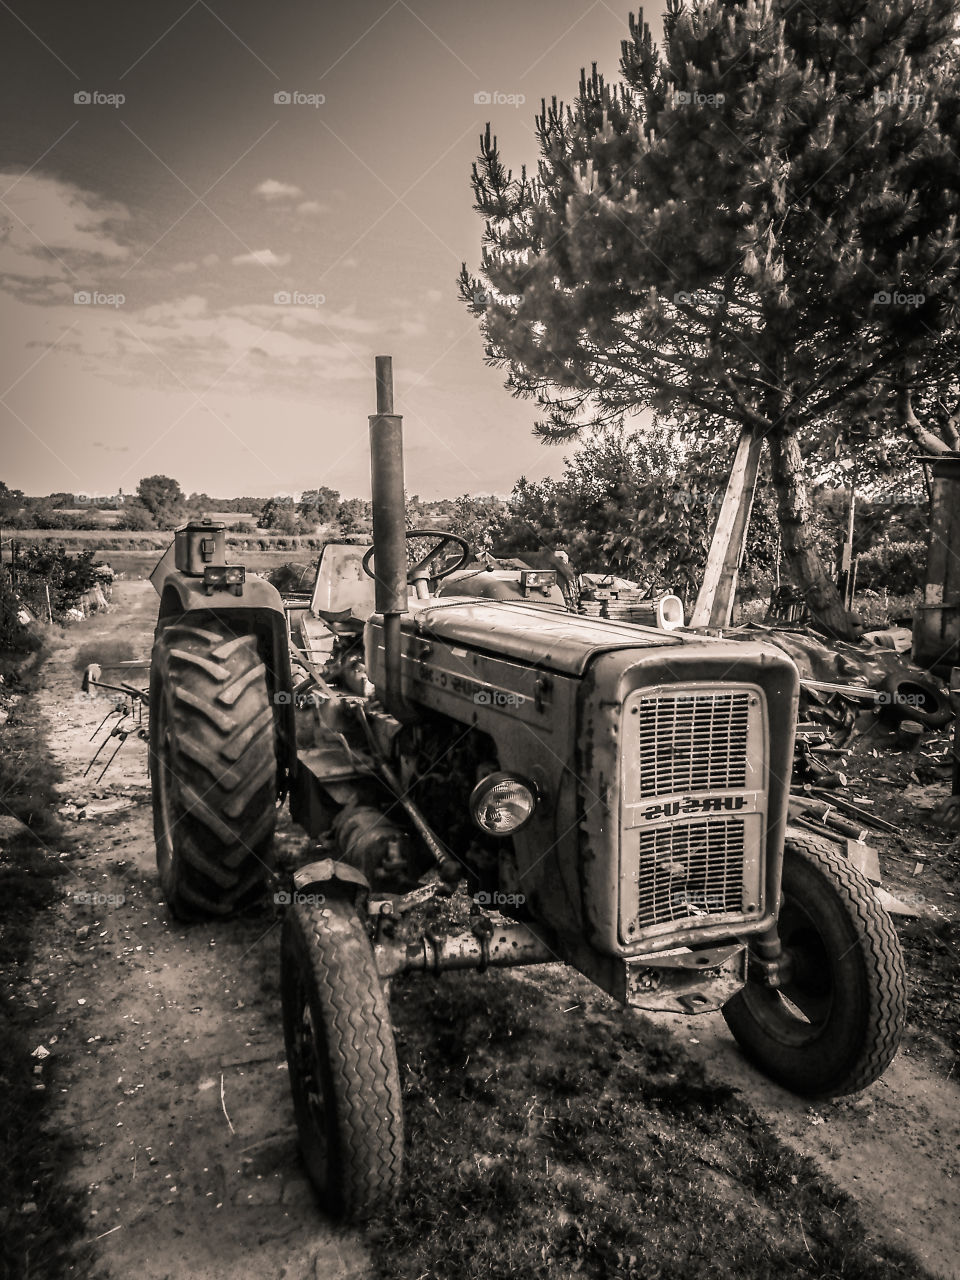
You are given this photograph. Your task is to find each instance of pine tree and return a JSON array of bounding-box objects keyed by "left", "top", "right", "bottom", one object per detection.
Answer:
[{"left": 462, "top": 0, "right": 960, "bottom": 636}]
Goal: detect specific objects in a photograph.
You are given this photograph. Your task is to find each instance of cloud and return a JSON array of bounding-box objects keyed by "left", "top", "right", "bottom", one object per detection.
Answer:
[
  {"left": 254, "top": 179, "right": 303, "bottom": 201},
  {"left": 231, "top": 249, "right": 291, "bottom": 268},
  {"left": 0, "top": 171, "right": 132, "bottom": 301},
  {"left": 296, "top": 200, "right": 327, "bottom": 216}
]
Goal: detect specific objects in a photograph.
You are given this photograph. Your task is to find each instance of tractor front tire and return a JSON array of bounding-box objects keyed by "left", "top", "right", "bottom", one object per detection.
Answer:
[
  {"left": 722, "top": 832, "right": 905, "bottom": 1098},
  {"left": 150, "top": 621, "right": 277, "bottom": 919},
  {"left": 281, "top": 897, "right": 404, "bottom": 1221}
]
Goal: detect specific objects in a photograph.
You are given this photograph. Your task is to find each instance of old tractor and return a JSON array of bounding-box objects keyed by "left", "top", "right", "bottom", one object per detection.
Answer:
[{"left": 149, "top": 357, "right": 906, "bottom": 1220}]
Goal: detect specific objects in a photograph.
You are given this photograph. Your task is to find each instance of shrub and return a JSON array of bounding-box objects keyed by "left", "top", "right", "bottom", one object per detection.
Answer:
[
  {"left": 855, "top": 539, "right": 925, "bottom": 595},
  {"left": 0, "top": 572, "right": 41, "bottom": 653},
  {"left": 113, "top": 503, "right": 156, "bottom": 531}
]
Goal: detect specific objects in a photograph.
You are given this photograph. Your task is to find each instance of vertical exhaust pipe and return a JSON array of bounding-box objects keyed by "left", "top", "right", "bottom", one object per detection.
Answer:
[{"left": 369, "top": 356, "right": 410, "bottom": 720}]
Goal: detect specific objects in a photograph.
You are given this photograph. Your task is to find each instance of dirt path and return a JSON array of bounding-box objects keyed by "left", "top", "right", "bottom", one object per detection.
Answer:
[
  {"left": 32, "top": 582, "right": 369, "bottom": 1280},
  {"left": 26, "top": 580, "right": 960, "bottom": 1279}
]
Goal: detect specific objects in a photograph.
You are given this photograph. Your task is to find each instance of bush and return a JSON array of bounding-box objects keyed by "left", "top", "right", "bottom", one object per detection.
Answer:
[
  {"left": 12, "top": 546, "right": 101, "bottom": 620},
  {"left": 113, "top": 503, "right": 156, "bottom": 531},
  {"left": 0, "top": 573, "right": 41, "bottom": 653},
  {"left": 855, "top": 539, "right": 925, "bottom": 595}
]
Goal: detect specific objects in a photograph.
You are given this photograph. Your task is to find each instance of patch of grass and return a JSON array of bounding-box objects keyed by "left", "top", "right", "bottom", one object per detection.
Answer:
[
  {"left": 71, "top": 637, "right": 138, "bottom": 674},
  {"left": 0, "top": 657, "right": 88, "bottom": 1280},
  {"left": 899, "top": 917, "right": 960, "bottom": 1058},
  {"left": 369, "top": 970, "right": 930, "bottom": 1280}
]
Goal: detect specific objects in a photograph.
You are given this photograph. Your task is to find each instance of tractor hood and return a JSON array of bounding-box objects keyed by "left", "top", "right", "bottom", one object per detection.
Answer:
[{"left": 399, "top": 597, "right": 688, "bottom": 677}]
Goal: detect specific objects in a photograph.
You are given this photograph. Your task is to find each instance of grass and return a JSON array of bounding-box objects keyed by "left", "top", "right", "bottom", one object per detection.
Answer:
[
  {"left": 0, "top": 651, "right": 89, "bottom": 1280},
  {"left": 369, "top": 969, "right": 930, "bottom": 1280},
  {"left": 71, "top": 637, "right": 139, "bottom": 674}
]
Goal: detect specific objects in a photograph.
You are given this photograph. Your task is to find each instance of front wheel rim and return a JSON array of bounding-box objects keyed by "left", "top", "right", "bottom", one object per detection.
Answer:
[{"left": 743, "top": 895, "right": 837, "bottom": 1047}]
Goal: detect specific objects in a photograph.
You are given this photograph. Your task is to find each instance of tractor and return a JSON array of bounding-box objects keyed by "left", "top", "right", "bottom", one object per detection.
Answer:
[{"left": 148, "top": 357, "right": 906, "bottom": 1221}]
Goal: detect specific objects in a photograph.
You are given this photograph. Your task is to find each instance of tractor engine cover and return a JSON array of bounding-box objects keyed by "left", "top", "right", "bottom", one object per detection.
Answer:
[{"left": 364, "top": 599, "right": 798, "bottom": 977}]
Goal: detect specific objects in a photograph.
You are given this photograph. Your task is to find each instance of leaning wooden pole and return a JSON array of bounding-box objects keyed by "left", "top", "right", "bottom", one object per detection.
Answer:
[{"left": 689, "top": 426, "right": 764, "bottom": 629}]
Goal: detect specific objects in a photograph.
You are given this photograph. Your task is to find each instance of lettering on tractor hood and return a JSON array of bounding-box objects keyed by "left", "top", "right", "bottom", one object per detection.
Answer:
[{"left": 404, "top": 598, "right": 690, "bottom": 677}]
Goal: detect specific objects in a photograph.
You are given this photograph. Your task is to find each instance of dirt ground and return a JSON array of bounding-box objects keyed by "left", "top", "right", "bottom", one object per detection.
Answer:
[{"left": 19, "top": 580, "right": 960, "bottom": 1280}]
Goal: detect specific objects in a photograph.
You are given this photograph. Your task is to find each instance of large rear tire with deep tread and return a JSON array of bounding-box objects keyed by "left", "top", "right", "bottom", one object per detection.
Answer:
[
  {"left": 281, "top": 897, "right": 404, "bottom": 1221},
  {"left": 722, "top": 832, "right": 906, "bottom": 1098},
  {"left": 150, "top": 620, "right": 277, "bottom": 919}
]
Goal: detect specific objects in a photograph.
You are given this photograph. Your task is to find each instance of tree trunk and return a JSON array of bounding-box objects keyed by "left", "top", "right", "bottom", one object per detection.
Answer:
[{"left": 767, "top": 426, "right": 857, "bottom": 640}]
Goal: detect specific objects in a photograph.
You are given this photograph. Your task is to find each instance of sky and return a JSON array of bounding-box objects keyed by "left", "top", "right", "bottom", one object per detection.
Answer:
[{"left": 0, "top": 0, "right": 661, "bottom": 502}]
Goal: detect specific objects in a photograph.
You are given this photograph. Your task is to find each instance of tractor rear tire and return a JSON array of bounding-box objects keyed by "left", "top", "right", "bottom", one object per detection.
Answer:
[
  {"left": 722, "top": 832, "right": 905, "bottom": 1098},
  {"left": 281, "top": 897, "right": 404, "bottom": 1221},
  {"left": 150, "top": 621, "right": 277, "bottom": 919}
]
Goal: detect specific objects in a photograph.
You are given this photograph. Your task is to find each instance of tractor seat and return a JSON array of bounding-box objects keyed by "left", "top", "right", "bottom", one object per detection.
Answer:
[{"left": 309, "top": 541, "right": 376, "bottom": 631}]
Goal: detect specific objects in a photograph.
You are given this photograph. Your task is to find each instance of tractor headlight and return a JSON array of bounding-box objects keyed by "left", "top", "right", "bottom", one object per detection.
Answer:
[{"left": 470, "top": 772, "right": 537, "bottom": 836}]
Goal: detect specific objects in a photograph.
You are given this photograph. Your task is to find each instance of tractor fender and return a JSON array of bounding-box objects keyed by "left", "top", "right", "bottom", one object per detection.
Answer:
[
  {"left": 153, "top": 569, "right": 297, "bottom": 793},
  {"left": 292, "top": 858, "right": 371, "bottom": 903}
]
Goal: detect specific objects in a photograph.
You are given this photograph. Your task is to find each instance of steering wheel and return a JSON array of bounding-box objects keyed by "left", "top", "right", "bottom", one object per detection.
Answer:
[{"left": 362, "top": 528, "right": 470, "bottom": 584}]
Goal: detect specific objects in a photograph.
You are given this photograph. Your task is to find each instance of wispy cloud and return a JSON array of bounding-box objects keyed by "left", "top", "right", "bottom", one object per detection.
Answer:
[
  {"left": 254, "top": 178, "right": 303, "bottom": 201},
  {"left": 231, "top": 248, "right": 291, "bottom": 267}
]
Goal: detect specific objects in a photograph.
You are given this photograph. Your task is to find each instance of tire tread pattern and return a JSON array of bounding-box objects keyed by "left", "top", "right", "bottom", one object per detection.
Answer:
[
  {"left": 724, "top": 831, "right": 906, "bottom": 1097},
  {"left": 151, "top": 623, "right": 277, "bottom": 918},
  {"left": 282, "top": 901, "right": 403, "bottom": 1220}
]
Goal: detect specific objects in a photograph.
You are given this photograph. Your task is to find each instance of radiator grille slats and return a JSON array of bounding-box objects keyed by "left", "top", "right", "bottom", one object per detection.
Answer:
[
  {"left": 636, "top": 690, "right": 749, "bottom": 799},
  {"left": 633, "top": 818, "right": 745, "bottom": 929}
]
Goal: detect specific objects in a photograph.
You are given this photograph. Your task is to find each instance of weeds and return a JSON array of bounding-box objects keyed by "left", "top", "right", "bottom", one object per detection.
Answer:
[
  {"left": 371, "top": 970, "right": 929, "bottom": 1280},
  {"left": 0, "top": 655, "right": 88, "bottom": 1280}
]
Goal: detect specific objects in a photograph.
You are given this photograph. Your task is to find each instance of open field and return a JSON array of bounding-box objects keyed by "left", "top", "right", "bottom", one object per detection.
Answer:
[{"left": 0, "top": 580, "right": 956, "bottom": 1279}]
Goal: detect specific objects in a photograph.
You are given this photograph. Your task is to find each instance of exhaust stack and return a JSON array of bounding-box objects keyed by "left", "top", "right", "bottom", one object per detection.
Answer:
[{"left": 368, "top": 355, "right": 410, "bottom": 720}]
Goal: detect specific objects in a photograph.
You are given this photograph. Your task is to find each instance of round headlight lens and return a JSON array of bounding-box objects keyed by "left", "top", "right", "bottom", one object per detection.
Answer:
[{"left": 470, "top": 773, "right": 537, "bottom": 835}]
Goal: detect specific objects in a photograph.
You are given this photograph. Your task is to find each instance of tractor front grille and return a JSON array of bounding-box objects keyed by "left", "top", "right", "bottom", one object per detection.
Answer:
[
  {"left": 620, "top": 683, "right": 765, "bottom": 943},
  {"left": 635, "top": 689, "right": 750, "bottom": 798},
  {"left": 634, "top": 817, "right": 746, "bottom": 929}
]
